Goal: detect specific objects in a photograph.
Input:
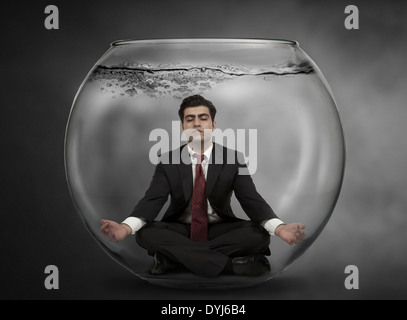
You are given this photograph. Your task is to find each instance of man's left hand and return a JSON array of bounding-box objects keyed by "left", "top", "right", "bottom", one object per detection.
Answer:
[{"left": 275, "top": 223, "right": 306, "bottom": 245}]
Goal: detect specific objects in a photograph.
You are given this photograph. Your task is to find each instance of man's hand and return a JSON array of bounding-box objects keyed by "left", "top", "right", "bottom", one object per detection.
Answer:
[
  {"left": 275, "top": 223, "right": 306, "bottom": 245},
  {"left": 100, "top": 219, "right": 131, "bottom": 242}
]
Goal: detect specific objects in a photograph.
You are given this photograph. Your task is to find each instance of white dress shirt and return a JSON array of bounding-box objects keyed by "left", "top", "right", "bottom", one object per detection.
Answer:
[{"left": 122, "top": 143, "right": 284, "bottom": 235}]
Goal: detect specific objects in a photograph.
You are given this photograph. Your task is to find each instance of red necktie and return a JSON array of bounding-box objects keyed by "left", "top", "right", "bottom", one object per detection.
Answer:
[{"left": 190, "top": 154, "right": 208, "bottom": 242}]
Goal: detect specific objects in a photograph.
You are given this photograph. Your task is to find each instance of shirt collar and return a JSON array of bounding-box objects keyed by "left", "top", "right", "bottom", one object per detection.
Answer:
[{"left": 187, "top": 143, "right": 213, "bottom": 163}]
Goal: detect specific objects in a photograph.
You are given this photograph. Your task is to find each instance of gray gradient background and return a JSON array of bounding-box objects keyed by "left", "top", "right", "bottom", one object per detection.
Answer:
[{"left": 2, "top": 0, "right": 407, "bottom": 299}]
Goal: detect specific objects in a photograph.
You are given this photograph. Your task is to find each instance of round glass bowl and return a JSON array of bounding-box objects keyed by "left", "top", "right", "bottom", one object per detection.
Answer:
[{"left": 65, "top": 39, "right": 345, "bottom": 288}]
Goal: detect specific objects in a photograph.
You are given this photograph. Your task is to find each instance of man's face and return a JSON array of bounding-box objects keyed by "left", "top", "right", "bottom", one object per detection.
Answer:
[{"left": 181, "top": 105, "right": 216, "bottom": 143}]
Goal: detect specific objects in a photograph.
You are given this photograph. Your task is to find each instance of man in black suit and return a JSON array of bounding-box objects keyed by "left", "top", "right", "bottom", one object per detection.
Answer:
[{"left": 101, "top": 95, "right": 305, "bottom": 277}]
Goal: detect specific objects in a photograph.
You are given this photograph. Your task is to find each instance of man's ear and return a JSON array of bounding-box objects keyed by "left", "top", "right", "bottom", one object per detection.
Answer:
[
  {"left": 212, "top": 121, "right": 216, "bottom": 130},
  {"left": 180, "top": 122, "right": 184, "bottom": 131}
]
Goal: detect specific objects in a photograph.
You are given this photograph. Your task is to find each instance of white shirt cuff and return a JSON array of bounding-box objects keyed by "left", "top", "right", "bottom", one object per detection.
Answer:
[
  {"left": 121, "top": 217, "right": 147, "bottom": 234},
  {"left": 262, "top": 218, "right": 285, "bottom": 236}
]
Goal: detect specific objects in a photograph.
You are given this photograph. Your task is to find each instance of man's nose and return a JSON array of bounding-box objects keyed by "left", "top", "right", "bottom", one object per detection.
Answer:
[{"left": 193, "top": 118, "right": 201, "bottom": 127}]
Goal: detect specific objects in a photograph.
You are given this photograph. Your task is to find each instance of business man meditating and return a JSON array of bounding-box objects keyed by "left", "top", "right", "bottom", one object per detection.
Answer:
[{"left": 100, "top": 95, "right": 305, "bottom": 277}]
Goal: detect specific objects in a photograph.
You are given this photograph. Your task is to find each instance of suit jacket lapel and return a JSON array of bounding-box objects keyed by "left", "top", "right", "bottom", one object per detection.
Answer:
[
  {"left": 176, "top": 145, "right": 193, "bottom": 201},
  {"left": 206, "top": 143, "right": 223, "bottom": 196}
]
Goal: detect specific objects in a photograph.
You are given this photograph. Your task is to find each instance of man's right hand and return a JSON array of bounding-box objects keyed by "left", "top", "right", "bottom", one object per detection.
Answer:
[{"left": 100, "top": 219, "right": 132, "bottom": 242}]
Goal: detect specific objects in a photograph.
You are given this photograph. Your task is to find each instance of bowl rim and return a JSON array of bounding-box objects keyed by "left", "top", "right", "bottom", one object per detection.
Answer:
[{"left": 110, "top": 38, "right": 299, "bottom": 47}]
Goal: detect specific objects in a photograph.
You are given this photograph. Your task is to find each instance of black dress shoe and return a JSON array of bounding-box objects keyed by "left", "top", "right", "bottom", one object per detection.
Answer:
[
  {"left": 231, "top": 254, "right": 271, "bottom": 276},
  {"left": 151, "top": 253, "right": 179, "bottom": 275}
]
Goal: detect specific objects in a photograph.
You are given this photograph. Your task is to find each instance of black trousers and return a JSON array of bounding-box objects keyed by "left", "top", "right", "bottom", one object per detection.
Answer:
[{"left": 136, "top": 220, "right": 270, "bottom": 277}]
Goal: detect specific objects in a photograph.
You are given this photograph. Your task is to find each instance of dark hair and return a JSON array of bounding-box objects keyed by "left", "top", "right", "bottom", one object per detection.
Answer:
[{"left": 178, "top": 95, "right": 217, "bottom": 123}]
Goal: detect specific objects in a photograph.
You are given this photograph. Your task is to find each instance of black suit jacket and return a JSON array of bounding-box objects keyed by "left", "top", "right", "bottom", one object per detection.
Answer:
[{"left": 130, "top": 143, "right": 278, "bottom": 225}]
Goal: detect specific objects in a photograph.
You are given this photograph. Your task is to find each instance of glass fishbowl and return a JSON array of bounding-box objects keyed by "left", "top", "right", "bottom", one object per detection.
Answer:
[{"left": 65, "top": 39, "right": 345, "bottom": 289}]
